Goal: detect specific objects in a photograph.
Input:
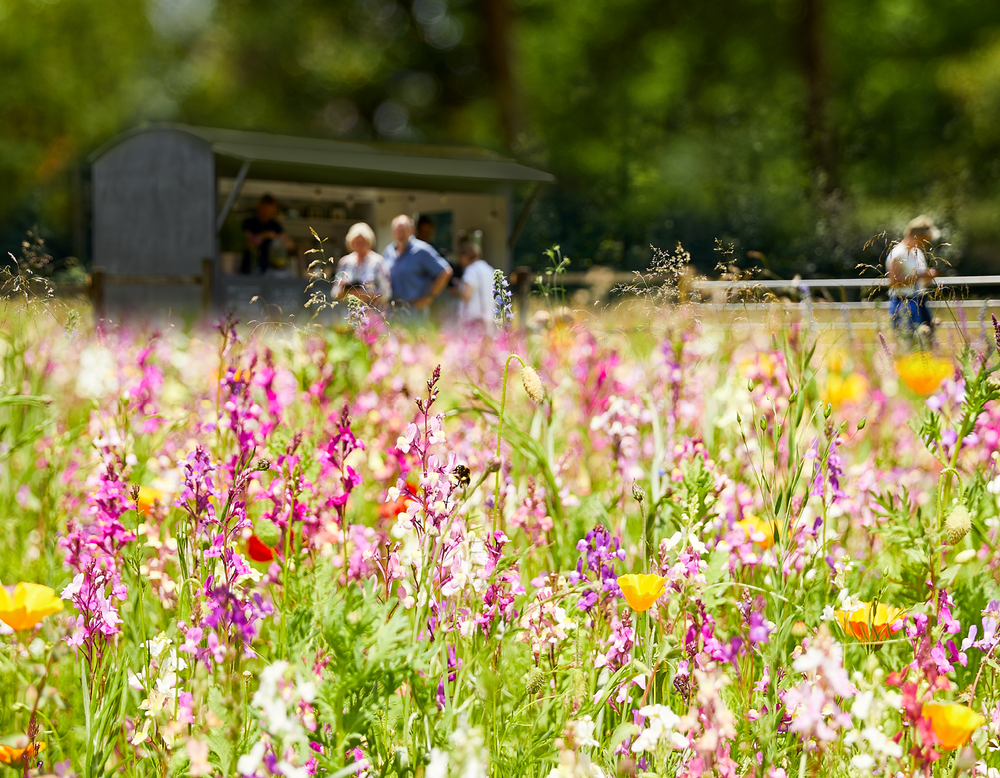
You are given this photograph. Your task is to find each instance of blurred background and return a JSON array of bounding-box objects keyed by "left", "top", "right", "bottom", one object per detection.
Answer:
[{"left": 3, "top": 0, "right": 1000, "bottom": 278}]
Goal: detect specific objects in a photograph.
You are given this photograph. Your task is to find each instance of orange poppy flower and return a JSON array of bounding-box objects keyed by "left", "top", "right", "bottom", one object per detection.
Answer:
[
  {"left": 0, "top": 740, "right": 44, "bottom": 765},
  {"left": 379, "top": 492, "right": 415, "bottom": 520},
  {"left": 922, "top": 701, "right": 985, "bottom": 749},
  {"left": 136, "top": 486, "right": 166, "bottom": 516},
  {"left": 895, "top": 353, "right": 952, "bottom": 396},
  {"left": 736, "top": 514, "right": 777, "bottom": 549},
  {"left": 618, "top": 574, "right": 668, "bottom": 612},
  {"left": 834, "top": 601, "right": 906, "bottom": 642},
  {"left": 0, "top": 583, "right": 63, "bottom": 632}
]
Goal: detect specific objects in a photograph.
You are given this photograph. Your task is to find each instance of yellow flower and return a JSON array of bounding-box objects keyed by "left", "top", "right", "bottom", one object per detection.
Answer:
[
  {"left": 823, "top": 373, "right": 868, "bottom": 407},
  {"left": 0, "top": 583, "right": 63, "bottom": 632},
  {"left": 137, "top": 486, "right": 166, "bottom": 516},
  {"left": 895, "top": 352, "right": 952, "bottom": 396},
  {"left": 922, "top": 701, "right": 985, "bottom": 749},
  {"left": 618, "top": 574, "right": 667, "bottom": 613},
  {"left": 738, "top": 353, "right": 775, "bottom": 380},
  {"left": 736, "top": 514, "right": 777, "bottom": 550},
  {"left": 825, "top": 348, "right": 847, "bottom": 374},
  {"left": 0, "top": 740, "right": 44, "bottom": 765},
  {"left": 834, "top": 601, "right": 906, "bottom": 642}
]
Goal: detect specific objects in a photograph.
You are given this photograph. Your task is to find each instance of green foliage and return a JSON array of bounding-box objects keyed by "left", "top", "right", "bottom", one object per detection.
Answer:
[{"left": 7, "top": 0, "right": 1000, "bottom": 273}]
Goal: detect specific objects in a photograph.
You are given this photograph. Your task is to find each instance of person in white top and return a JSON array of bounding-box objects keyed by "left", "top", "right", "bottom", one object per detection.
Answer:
[
  {"left": 331, "top": 222, "right": 392, "bottom": 307},
  {"left": 451, "top": 240, "right": 496, "bottom": 330},
  {"left": 887, "top": 215, "right": 939, "bottom": 332}
]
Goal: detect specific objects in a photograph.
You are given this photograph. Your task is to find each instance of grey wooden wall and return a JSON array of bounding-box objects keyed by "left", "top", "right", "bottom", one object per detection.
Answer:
[{"left": 92, "top": 129, "right": 216, "bottom": 313}]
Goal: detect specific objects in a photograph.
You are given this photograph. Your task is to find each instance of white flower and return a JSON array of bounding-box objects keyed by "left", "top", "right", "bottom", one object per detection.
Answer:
[
  {"left": 851, "top": 690, "right": 873, "bottom": 721},
  {"left": 237, "top": 741, "right": 266, "bottom": 775},
  {"left": 632, "top": 704, "right": 681, "bottom": 754},
  {"left": 863, "top": 727, "right": 902, "bottom": 758},
  {"left": 426, "top": 748, "right": 448, "bottom": 778},
  {"left": 566, "top": 716, "right": 598, "bottom": 748},
  {"left": 76, "top": 345, "right": 119, "bottom": 399},
  {"left": 277, "top": 760, "right": 310, "bottom": 778}
]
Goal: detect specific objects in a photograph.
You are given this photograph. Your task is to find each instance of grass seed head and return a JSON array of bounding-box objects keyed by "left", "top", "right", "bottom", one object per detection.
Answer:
[
  {"left": 946, "top": 504, "right": 971, "bottom": 545},
  {"left": 521, "top": 365, "right": 545, "bottom": 404}
]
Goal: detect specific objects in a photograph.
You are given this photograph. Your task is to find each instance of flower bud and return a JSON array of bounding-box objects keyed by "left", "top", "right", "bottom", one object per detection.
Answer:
[
  {"left": 955, "top": 746, "right": 977, "bottom": 772},
  {"left": 946, "top": 504, "right": 971, "bottom": 545},
  {"left": 824, "top": 402, "right": 832, "bottom": 419},
  {"left": 857, "top": 416, "right": 866, "bottom": 430},
  {"left": 631, "top": 483, "right": 646, "bottom": 504},
  {"left": 485, "top": 456, "right": 501, "bottom": 474},
  {"left": 955, "top": 548, "right": 977, "bottom": 565},
  {"left": 521, "top": 366, "right": 545, "bottom": 404},
  {"left": 525, "top": 666, "right": 545, "bottom": 696}
]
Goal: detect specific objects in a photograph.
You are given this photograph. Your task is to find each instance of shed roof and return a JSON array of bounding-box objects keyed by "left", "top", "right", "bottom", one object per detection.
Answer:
[{"left": 91, "top": 123, "right": 554, "bottom": 193}]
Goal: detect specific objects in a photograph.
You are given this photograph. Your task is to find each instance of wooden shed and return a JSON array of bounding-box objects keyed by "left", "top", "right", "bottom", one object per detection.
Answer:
[{"left": 89, "top": 123, "right": 554, "bottom": 315}]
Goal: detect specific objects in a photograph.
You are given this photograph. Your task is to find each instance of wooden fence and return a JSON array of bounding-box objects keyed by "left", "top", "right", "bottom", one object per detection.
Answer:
[
  {"left": 53, "top": 259, "right": 214, "bottom": 318},
  {"left": 48, "top": 261, "right": 1000, "bottom": 326}
]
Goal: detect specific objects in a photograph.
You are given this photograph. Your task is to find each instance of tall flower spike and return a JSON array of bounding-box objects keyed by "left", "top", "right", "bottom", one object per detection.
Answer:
[
  {"left": 992, "top": 314, "right": 1000, "bottom": 356},
  {"left": 521, "top": 365, "right": 544, "bottom": 404},
  {"left": 493, "top": 269, "right": 513, "bottom": 331},
  {"left": 879, "top": 332, "right": 892, "bottom": 359}
]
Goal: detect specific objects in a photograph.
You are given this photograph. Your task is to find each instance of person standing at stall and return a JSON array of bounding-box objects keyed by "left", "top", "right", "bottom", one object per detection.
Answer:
[
  {"left": 242, "top": 195, "right": 293, "bottom": 275},
  {"left": 383, "top": 215, "right": 452, "bottom": 317},
  {"left": 332, "top": 222, "right": 392, "bottom": 307},
  {"left": 451, "top": 239, "right": 495, "bottom": 330}
]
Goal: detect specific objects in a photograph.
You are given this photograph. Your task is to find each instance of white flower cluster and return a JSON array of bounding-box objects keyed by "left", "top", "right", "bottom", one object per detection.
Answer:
[
  {"left": 128, "top": 633, "right": 188, "bottom": 748},
  {"left": 237, "top": 661, "right": 318, "bottom": 778},
  {"left": 844, "top": 686, "right": 904, "bottom": 772},
  {"left": 427, "top": 721, "right": 489, "bottom": 778},
  {"left": 546, "top": 717, "right": 605, "bottom": 778},
  {"left": 632, "top": 704, "right": 686, "bottom": 754}
]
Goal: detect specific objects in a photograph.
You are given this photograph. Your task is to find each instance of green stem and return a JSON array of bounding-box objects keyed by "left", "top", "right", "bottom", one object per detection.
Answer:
[
  {"left": 81, "top": 657, "right": 93, "bottom": 778},
  {"left": 493, "top": 354, "right": 526, "bottom": 533}
]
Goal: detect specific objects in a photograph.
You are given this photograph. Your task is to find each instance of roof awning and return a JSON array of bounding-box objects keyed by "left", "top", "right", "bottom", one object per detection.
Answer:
[{"left": 91, "top": 123, "right": 555, "bottom": 194}]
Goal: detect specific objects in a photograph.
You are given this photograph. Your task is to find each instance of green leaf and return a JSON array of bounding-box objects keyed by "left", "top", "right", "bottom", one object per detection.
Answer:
[
  {"left": 610, "top": 720, "right": 638, "bottom": 750},
  {"left": 207, "top": 728, "right": 234, "bottom": 775},
  {"left": 208, "top": 686, "right": 229, "bottom": 722}
]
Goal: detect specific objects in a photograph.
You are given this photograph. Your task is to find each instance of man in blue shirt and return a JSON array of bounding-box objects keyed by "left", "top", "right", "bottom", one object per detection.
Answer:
[{"left": 383, "top": 215, "right": 453, "bottom": 314}]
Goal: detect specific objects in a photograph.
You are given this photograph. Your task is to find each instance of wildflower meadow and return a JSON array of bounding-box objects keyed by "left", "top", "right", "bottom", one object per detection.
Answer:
[{"left": 2, "top": 289, "right": 1000, "bottom": 778}]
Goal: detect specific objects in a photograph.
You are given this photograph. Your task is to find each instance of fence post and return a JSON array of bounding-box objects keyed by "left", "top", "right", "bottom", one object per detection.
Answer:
[
  {"left": 511, "top": 266, "right": 533, "bottom": 329},
  {"left": 89, "top": 267, "right": 106, "bottom": 320},
  {"left": 201, "top": 258, "right": 214, "bottom": 318}
]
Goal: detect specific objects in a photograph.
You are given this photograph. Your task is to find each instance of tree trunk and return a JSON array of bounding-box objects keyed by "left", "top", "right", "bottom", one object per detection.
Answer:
[
  {"left": 480, "top": 0, "right": 520, "bottom": 150},
  {"left": 798, "top": 0, "right": 837, "bottom": 197}
]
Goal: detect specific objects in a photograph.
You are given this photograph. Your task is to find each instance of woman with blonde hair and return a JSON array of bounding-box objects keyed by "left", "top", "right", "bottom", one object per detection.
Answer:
[{"left": 331, "top": 222, "right": 392, "bottom": 306}]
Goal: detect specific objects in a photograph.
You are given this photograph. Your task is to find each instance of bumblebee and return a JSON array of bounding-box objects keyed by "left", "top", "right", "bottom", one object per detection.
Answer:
[{"left": 453, "top": 464, "right": 471, "bottom": 488}]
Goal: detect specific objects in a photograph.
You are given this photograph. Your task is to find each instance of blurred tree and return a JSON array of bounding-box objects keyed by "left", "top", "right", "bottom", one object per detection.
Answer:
[{"left": 4, "top": 0, "right": 1000, "bottom": 276}]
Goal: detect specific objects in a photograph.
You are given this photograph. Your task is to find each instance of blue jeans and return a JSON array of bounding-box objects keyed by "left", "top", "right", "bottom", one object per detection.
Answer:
[{"left": 890, "top": 293, "right": 932, "bottom": 332}]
